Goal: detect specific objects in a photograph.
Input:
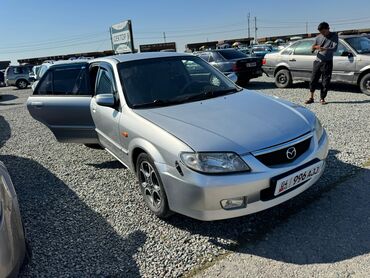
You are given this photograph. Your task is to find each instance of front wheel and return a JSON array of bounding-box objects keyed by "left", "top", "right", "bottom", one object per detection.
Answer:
[
  {"left": 359, "top": 73, "right": 370, "bottom": 96},
  {"left": 274, "top": 69, "right": 292, "bottom": 88},
  {"left": 136, "top": 153, "right": 171, "bottom": 218}
]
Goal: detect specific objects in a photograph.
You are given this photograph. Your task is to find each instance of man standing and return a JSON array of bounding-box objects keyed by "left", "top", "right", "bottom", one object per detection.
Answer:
[{"left": 305, "top": 22, "right": 338, "bottom": 105}]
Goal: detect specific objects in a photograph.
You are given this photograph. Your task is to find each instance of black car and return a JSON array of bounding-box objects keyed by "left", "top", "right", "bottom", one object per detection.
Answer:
[
  {"left": 195, "top": 49, "right": 262, "bottom": 86},
  {"left": 0, "top": 70, "right": 5, "bottom": 87}
]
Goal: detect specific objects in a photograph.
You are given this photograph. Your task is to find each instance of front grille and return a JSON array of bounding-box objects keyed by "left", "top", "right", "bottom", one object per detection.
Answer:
[{"left": 254, "top": 138, "right": 311, "bottom": 166}]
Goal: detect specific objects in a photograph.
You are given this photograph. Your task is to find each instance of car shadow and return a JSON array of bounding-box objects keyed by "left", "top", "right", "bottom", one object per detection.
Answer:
[
  {"left": 0, "top": 94, "right": 18, "bottom": 102},
  {"left": 0, "top": 116, "right": 146, "bottom": 277},
  {"left": 87, "top": 160, "right": 127, "bottom": 169},
  {"left": 165, "top": 150, "right": 370, "bottom": 265}
]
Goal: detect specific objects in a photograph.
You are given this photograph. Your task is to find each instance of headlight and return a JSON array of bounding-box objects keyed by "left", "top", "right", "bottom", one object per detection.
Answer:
[
  {"left": 180, "top": 152, "right": 250, "bottom": 174},
  {"left": 315, "top": 118, "right": 324, "bottom": 140}
]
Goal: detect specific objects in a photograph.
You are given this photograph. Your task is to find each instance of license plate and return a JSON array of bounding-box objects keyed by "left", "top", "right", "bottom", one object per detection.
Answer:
[
  {"left": 246, "top": 62, "right": 256, "bottom": 67},
  {"left": 274, "top": 161, "right": 324, "bottom": 196}
]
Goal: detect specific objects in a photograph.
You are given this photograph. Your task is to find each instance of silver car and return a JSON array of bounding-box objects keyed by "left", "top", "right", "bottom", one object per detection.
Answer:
[
  {"left": 27, "top": 52, "right": 328, "bottom": 221},
  {"left": 263, "top": 35, "right": 370, "bottom": 96},
  {"left": 0, "top": 161, "right": 27, "bottom": 277}
]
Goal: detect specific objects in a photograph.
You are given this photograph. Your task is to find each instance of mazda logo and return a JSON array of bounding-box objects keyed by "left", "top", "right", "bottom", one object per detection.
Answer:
[{"left": 286, "top": 147, "right": 297, "bottom": 160}]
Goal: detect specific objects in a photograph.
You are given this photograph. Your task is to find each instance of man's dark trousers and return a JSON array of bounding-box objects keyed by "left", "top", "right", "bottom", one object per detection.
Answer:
[{"left": 309, "top": 60, "right": 333, "bottom": 100}]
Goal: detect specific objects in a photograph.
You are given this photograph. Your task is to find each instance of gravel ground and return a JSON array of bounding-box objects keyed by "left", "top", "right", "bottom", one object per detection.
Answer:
[{"left": 0, "top": 76, "right": 369, "bottom": 277}]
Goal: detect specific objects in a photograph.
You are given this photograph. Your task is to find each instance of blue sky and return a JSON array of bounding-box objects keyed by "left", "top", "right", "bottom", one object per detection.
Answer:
[{"left": 1, "top": 0, "right": 370, "bottom": 63}]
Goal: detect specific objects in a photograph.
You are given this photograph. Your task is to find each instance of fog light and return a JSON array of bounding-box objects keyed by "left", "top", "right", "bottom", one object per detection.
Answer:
[{"left": 220, "top": 197, "right": 246, "bottom": 210}]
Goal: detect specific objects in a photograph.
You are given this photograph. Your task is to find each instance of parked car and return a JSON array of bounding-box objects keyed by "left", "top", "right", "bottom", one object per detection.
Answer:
[
  {"left": 194, "top": 49, "right": 263, "bottom": 86},
  {"left": 4, "top": 65, "right": 33, "bottom": 89},
  {"left": 251, "top": 45, "right": 273, "bottom": 58},
  {"left": 27, "top": 52, "right": 328, "bottom": 221},
  {"left": 29, "top": 65, "right": 42, "bottom": 82},
  {"left": 262, "top": 35, "right": 370, "bottom": 96},
  {"left": 0, "top": 161, "right": 28, "bottom": 277},
  {"left": 0, "top": 70, "right": 5, "bottom": 87}
]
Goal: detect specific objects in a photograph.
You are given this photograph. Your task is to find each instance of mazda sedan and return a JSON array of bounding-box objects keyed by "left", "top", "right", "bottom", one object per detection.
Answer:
[{"left": 27, "top": 52, "right": 328, "bottom": 221}]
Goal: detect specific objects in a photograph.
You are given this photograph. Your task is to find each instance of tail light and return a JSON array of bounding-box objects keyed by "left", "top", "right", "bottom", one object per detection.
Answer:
[
  {"left": 262, "top": 58, "right": 267, "bottom": 65},
  {"left": 232, "top": 63, "right": 243, "bottom": 72}
]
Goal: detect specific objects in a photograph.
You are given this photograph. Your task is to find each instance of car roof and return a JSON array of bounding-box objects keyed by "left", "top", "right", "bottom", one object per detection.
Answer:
[{"left": 101, "top": 52, "right": 192, "bottom": 63}]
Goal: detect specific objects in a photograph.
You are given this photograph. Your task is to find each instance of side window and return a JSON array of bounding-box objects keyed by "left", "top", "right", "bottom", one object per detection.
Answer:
[
  {"left": 208, "top": 53, "right": 215, "bottom": 62},
  {"left": 13, "top": 67, "right": 23, "bottom": 74},
  {"left": 182, "top": 60, "right": 208, "bottom": 74},
  {"left": 281, "top": 44, "right": 296, "bottom": 55},
  {"left": 35, "top": 71, "right": 53, "bottom": 95},
  {"left": 199, "top": 53, "right": 210, "bottom": 62},
  {"left": 53, "top": 67, "right": 89, "bottom": 95},
  {"left": 294, "top": 40, "right": 314, "bottom": 55},
  {"left": 334, "top": 43, "right": 349, "bottom": 56},
  {"left": 95, "top": 68, "right": 114, "bottom": 95}
]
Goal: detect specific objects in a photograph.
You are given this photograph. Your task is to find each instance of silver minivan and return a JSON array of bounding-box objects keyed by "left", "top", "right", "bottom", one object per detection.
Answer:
[{"left": 262, "top": 35, "right": 370, "bottom": 95}]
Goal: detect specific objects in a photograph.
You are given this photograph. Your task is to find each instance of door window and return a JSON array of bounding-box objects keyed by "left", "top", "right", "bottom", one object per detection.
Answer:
[
  {"left": 294, "top": 40, "right": 314, "bottom": 55},
  {"left": 334, "top": 43, "right": 350, "bottom": 56},
  {"left": 95, "top": 68, "right": 115, "bottom": 95},
  {"left": 281, "top": 44, "right": 296, "bottom": 55},
  {"left": 35, "top": 71, "right": 53, "bottom": 95},
  {"left": 34, "top": 65, "right": 90, "bottom": 95}
]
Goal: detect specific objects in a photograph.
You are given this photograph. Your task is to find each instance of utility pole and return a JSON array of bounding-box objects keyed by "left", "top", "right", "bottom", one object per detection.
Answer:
[
  {"left": 163, "top": 32, "right": 166, "bottom": 43},
  {"left": 306, "top": 22, "right": 308, "bottom": 34},
  {"left": 247, "top": 13, "right": 251, "bottom": 38},
  {"left": 254, "top": 17, "right": 258, "bottom": 44}
]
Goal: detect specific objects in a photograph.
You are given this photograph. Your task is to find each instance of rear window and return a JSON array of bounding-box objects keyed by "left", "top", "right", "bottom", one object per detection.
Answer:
[
  {"left": 34, "top": 65, "right": 90, "bottom": 95},
  {"left": 217, "top": 50, "right": 247, "bottom": 60}
]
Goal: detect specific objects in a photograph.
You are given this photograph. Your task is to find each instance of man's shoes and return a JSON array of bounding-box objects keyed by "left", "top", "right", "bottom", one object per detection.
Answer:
[
  {"left": 305, "top": 98, "right": 314, "bottom": 104},
  {"left": 320, "top": 99, "right": 328, "bottom": 105}
]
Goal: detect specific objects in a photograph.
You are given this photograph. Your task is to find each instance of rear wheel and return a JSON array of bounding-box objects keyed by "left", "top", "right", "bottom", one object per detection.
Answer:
[
  {"left": 136, "top": 153, "right": 171, "bottom": 218},
  {"left": 16, "top": 79, "right": 28, "bottom": 89},
  {"left": 359, "top": 73, "right": 370, "bottom": 96},
  {"left": 274, "top": 69, "right": 292, "bottom": 88}
]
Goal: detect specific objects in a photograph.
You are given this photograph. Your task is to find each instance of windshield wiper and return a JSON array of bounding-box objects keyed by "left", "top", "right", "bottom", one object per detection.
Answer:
[
  {"left": 175, "top": 87, "right": 241, "bottom": 104},
  {"left": 131, "top": 99, "right": 173, "bottom": 109}
]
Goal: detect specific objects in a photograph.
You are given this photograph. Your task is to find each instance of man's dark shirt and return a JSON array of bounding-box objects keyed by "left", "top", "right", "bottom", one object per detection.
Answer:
[{"left": 314, "top": 32, "right": 338, "bottom": 62}]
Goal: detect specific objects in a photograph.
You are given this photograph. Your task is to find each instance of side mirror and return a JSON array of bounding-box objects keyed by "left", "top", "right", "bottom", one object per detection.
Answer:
[
  {"left": 95, "top": 94, "right": 115, "bottom": 107},
  {"left": 342, "top": 51, "right": 353, "bottom": 57}
]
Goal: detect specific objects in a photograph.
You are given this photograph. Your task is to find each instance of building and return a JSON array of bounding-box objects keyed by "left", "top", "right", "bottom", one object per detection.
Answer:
[{"left": 17, "top": 50, "right": 114, "bottom": 65}]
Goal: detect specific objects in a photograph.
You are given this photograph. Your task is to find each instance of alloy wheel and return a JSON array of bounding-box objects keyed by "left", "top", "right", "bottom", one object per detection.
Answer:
[{"left": 139, "top": 161, "right": 162, "bottom": 210}]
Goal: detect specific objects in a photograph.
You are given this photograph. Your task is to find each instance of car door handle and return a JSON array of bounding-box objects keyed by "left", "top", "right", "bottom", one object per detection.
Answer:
[
  {"left": 30, "top": 101, "right": 44, "bottom": 108},
  {"left": 289, "top": 59, "right": 296, "bottom": 62}
]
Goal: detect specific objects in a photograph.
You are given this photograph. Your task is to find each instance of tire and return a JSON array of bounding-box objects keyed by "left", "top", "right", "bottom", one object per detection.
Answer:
[
  {"left": 136, "top": 153, "right": 171, "bottom": 218},
  {"left": 84, "top": 143, "right": 103, "bottom": 149},
  {"left": 274, "top": 69, "right": 292, "bottom": 88},
  {"left": 16, "top": 79, "right": 28, "bottom": 89},
  {"left": 359, "top": 73, "right": 370, "bottom": 96}
]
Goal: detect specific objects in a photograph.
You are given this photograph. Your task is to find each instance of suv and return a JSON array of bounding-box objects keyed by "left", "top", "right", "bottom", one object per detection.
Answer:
[
  {"left": 263, "top": 35, "right": 370, "bottom": 96},
  {"left": 194, "top": 49, "right": 262, "bottom": 86},
  {"left": 4, "top": 65, "right": 34, "bottom": 89}
]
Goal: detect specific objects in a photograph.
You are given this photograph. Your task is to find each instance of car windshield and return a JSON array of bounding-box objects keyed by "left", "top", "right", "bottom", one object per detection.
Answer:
[
  {"left": 117, "top": 56, "right": 240, "bottom": 108},
  {"left": 217, "top": 50, "right": 247, "bottom": 60},
  {"left": 344, "top": 36, "right": 370, "bottom": 54}
]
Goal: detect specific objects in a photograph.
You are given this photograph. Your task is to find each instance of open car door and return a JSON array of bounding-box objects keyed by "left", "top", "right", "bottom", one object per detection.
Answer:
[{"left": 27, "top": 62, "right": 98, "bottom": 144}]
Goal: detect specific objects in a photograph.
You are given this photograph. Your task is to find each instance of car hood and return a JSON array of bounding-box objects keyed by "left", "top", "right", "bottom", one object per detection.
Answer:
[{"left": 134, "top": 90, "right": 313, "bottom": 154}]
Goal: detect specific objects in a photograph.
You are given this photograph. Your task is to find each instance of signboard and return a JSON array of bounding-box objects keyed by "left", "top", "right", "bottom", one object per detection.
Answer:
[
  {"left": 110, "top": 20, "right": 134, "bottom": 54},
  {"left": 139, "top": 42, "right": 177, "bottom": 52}
]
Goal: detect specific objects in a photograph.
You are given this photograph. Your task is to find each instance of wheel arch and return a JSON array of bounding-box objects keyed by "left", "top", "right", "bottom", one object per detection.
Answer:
[
  {"left": 274, "top": 64, "right": 291, "bottom": 77},
  {"left": 357, "top": 67, "right": 370, "bottom": 85},
  {"left": 129, "top": 138, "right": 166, "bottom": 173}
]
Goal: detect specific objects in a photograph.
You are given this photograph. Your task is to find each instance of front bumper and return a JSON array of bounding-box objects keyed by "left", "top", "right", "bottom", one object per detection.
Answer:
[{"left": 159, "top": 131, "right": 329, "bottom": 221}]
